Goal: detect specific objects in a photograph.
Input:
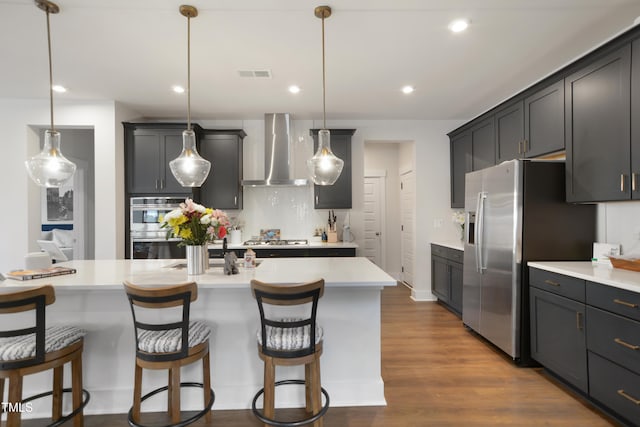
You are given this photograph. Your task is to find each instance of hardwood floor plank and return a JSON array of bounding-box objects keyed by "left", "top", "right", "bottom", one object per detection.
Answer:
[{"left": 19, "top": 284, "right": 617, "bottom": 426}]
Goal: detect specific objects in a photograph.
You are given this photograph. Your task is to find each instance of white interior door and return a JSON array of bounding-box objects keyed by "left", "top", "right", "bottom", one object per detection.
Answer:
[
  {"left": 364, "top": 176, "right": 385, "bottom": 268},
  {"left": 400, "top": 170, "right": 415, "bottom": 286}
]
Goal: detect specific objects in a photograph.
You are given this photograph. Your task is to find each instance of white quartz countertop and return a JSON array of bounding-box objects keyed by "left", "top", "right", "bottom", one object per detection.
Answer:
[
  {"left": 528, "top": 261, "right": 640, "bottom": 294},
  {"left": 1, "top": 257, "right": 394, "bottom": 291},
  {"left": 431, "top": 241, "right": 464, "bottom": 251},
  {"left": 208, "top": 241, "right": 358, "bottom": 250}
]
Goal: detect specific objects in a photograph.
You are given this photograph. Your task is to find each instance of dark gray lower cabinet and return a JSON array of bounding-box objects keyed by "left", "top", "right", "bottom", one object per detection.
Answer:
[
  {"left": 530, "top": 268, "right": 640, "bottom": 426},
  {"left": 529, "top": 286, "right": 588, "bottom": 392},
  {"left": 431, "top": 244, "right": 463, "bottom": 317}
]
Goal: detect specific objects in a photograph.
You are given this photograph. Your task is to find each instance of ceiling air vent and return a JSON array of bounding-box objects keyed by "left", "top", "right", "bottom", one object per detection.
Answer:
[{"left": 238, "top": 69, "right": 272, "bottom": 78}]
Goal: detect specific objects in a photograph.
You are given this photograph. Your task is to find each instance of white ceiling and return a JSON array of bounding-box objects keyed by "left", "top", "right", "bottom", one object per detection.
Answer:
[{"left": 2, "top": 0, "right": 640, "bottom": 121}]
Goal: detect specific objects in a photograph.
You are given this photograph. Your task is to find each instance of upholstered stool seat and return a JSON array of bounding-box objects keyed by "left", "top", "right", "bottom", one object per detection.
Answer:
[
  {"left": 123, "top": 281, "right": 214, "bottom": 427},
  {"left": 0, "top": 285, "right": 90, "bottom": 427},
  {"left": 250, "top": 279, "right": 329, "bottom": 427}
]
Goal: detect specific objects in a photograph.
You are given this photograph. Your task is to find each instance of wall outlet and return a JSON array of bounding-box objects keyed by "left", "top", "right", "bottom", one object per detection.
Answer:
[{"left": 433, "top": 218, "right": 443, "bottom": 228}]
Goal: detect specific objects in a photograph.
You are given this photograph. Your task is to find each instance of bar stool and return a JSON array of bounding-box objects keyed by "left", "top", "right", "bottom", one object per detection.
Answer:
[
  {"left": 250, "top": 279, "right": 329, "bottom": 427},
  {"left": 123, "top": 281, "right": 214, "bottom": 427},
  {"left": 0, "top": 285, "right": 90, "bottom": 427}
]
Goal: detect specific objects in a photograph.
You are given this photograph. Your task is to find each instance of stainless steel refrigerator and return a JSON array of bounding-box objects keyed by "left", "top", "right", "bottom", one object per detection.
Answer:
[{"left": 463, "top": 159, "right": 595, "bottom": 364}]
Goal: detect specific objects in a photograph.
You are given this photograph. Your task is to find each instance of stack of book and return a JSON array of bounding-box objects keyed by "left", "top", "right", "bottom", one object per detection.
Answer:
[{"left": 5, "top": 266, "right": 77, "bottom": 281}]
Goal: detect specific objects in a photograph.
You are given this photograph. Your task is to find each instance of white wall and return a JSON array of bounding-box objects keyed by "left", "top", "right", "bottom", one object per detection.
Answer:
[
  {"left": 597, "top": 201, "right": 640, "bottom": 255},
  {"left": 0, "top": 99, "right": 140, "bottom": 273}
]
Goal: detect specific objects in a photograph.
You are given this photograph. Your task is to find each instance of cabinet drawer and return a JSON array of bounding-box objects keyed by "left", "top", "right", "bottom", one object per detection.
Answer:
[
  {"left": 529, "top": 268, "right": 585, "bottom": 302},
  {"left": 431, "top": 244, "right": 463, "bottom": 262},
  {"left": 448, "top": 248, "right": 463, "bottom": 263},
  {"left": 431, "top": 244, "right": 449, "bottom": 258},
  {"left": 589, "top": 351, "right": 640, "bottom": 425},
  {"left": 587, "top": 306, "right": 640, "bottom": 375},
  {"left": 586, "top": 281, "right": 640, "bottom": 322}
]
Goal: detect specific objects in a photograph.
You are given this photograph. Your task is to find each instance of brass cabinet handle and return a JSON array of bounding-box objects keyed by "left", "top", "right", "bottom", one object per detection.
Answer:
[
  {"left": 621, "top": 174, "right": 626, "bottom": 192},
  {"left": 614, "top": 338, "right": 640, "bottom": 351},
  {"left": 617, "top": 389, "right": 640, "bottom": 405},
  {"left": 518, "top": 141, "right": 522, "bottom": 154},
  {"left": 315, "top": 195, "right": 319, "bottom": 205},
  {"left": 155, "top": 179, "right": 160, "bottom": 190},
  {"left": 523, "top": 139, "right": 528, "bottom": 153},
  {"left": 614, "top": 298, "right": 639, "bottom": 309},
  {"left": 544, "top": 279, "right": 561, "bottom": 287},
  {"left": 576, "top": 312, "right": 583, "bottom": 330},
  {"left": 633, "top": 173, "right": 638, "bottom": 192},
  {"left": 234, "top": 195, "right": 238, "bottom": 206}
]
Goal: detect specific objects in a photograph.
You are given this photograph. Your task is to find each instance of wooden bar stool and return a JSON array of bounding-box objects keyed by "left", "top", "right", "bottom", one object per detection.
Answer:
[
  {"left": 123, "top": 281, "right": 214, "bottom": 427},
  {"left": 250, "top": 279, "right": 329, "bottom": 427},
  {"left": 0, "top": 285, "right": 90, "bottom": 427}
]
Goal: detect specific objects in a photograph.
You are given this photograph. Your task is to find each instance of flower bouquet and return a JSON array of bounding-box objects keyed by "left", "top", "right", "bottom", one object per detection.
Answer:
[
  {"left": 161, "top": 198, "right": 230, "bottom": 246},
  {"left": 452, "top": 211, "right": 465, "bottom": 241},
  {"left": 160, "top": 198, "right": 230, "bottom": 275}
]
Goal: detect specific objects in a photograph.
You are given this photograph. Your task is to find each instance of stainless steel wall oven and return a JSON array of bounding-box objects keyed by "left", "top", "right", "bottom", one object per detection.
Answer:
[{"left": 129, "top": 197, "right": 186, "bottom": 259}]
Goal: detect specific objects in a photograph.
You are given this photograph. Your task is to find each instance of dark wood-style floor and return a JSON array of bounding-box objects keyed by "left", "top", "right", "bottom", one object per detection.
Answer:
[{"left": 20, "top": 284, "right": 617, "bottom": 427}]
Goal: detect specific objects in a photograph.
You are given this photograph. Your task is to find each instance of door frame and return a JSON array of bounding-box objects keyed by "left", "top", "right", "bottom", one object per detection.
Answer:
[{"left": 364, "top": 170, "right": 387, "bottom": 270}]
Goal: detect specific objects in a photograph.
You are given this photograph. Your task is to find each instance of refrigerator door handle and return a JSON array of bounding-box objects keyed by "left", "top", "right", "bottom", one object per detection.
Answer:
[{"left": 476, "top": 191, "right": 487, "bottom": 273}]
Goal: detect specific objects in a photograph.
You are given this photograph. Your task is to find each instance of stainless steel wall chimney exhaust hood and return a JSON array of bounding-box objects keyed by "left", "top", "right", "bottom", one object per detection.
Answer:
[{"left": 242, "top": 113, "right": 308, "bottom": 187}]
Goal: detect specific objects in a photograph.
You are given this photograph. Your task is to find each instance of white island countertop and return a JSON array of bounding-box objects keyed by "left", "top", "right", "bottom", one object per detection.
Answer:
[
  {"left": 1, "top": 257, "right": 393, "bottom": 291},
  {"left": 528, "top": 261, "right": 640, "bottom": 294}
]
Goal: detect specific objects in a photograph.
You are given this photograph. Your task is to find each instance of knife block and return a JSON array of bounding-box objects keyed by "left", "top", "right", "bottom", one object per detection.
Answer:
[{"left": 327, "top": 231, "right": 338, "bottom": 243}]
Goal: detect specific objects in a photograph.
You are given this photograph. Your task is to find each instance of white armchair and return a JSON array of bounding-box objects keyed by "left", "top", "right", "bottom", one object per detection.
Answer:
[{"left": 40, "top": 228, "right": 75, "bottom": 261}]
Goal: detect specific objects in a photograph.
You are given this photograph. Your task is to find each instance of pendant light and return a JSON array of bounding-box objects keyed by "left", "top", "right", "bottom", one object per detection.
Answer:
[
  {"left": 307, "top": 5, "right": 344, "bottom": 186},
  {"left": 25, "top": 0, "right": 76, "bottom": 188},
  {"left": 169, "top": 5, "right": 211, "bottom": 187}
]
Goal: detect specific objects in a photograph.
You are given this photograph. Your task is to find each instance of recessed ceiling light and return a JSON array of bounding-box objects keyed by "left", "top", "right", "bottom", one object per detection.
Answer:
[
  {"left": 172, "top": 85, "right": 185, "bottom": 94},
  {"left": 448, "top": 18, "right": 470, "bottom": 33},
  {"left": 288, "top": 85, "right": 301, "bottom": 94},
  {"left": 402, "top": 86, "right": 414, "bottom": 94},
  {"left": 52, "top": 85, "right": 66, "bottom": 93}
]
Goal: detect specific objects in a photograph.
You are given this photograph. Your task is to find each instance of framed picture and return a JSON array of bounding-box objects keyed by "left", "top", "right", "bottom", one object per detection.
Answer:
[{"left": 42, "top": 183, "right": 74, "bottom": 222}]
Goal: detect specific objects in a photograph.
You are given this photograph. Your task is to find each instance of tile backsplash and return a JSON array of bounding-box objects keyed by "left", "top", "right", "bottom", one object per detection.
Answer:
[{"left": 228, "top": 186, "right": 348, "bottom": 241}]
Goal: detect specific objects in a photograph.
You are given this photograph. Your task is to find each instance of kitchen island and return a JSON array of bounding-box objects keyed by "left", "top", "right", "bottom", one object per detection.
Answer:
[{"left": 0, "top": 257, "right": 395, "bottom": 418}]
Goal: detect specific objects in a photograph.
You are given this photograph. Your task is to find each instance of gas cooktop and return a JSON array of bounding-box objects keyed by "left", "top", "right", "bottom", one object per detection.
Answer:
[{"left": 243, "top": 239, "right": 308, "bottom": 246}]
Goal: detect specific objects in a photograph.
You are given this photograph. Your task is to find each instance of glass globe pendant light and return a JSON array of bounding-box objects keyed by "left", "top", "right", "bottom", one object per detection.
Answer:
[
  {"left": 169, "top": 5, "right": 211, "bottom": 187},
  {"left": 307, "top": 5, "right": 344, "bottom": 186},
  {"left": 25, "top": 0, "right": 76, "bottom": 188}
]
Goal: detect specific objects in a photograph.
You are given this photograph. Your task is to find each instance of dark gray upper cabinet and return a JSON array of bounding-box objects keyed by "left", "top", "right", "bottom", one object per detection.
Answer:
[
  {"left": 197, "top": 130, "right": 246, "bottom": 210},
  {"left": 495, "top": 100, "right": 524, "bottom": 163},
  {"left": 450, "top": 131, "right": 472, "bottom": 208},
  {"left": 471, "top": 117, "right": 495, "bottom": 171},
  {"left": 630, "top": 40, "right": 640, "bottom": 200},
  {"left": 124, "top": 123, "right": 197, "bottom": 195},
  {"left": 565, "top": 45, "right": 631, "bottom": 202},
  {"left": 524, "top": 80, "right": 565, "bottom": 158},
  {"left": 311, "top": 129, "right": 356, "bottom": 209}
]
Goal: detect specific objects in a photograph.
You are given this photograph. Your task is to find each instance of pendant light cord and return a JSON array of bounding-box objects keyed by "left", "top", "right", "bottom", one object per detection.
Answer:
[
  {"left": 46, "top": 8, "right": 55, "bottom": 132},
  {"left": 187, "top": 14, "right": 192, "bottom": 131},
  {"left": 321, "top": 14, "right": 326, "bottom": 130}
]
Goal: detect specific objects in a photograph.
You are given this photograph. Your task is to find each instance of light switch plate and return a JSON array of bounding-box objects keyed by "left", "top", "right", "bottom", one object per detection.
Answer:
[{"left": 593, "top": 242, "right": 621, "bottom": 266}]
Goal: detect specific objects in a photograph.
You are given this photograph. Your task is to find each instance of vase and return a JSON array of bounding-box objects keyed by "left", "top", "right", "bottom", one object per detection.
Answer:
[{"left": 186, "top": 244, "right": 207, "bottom": 275}]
